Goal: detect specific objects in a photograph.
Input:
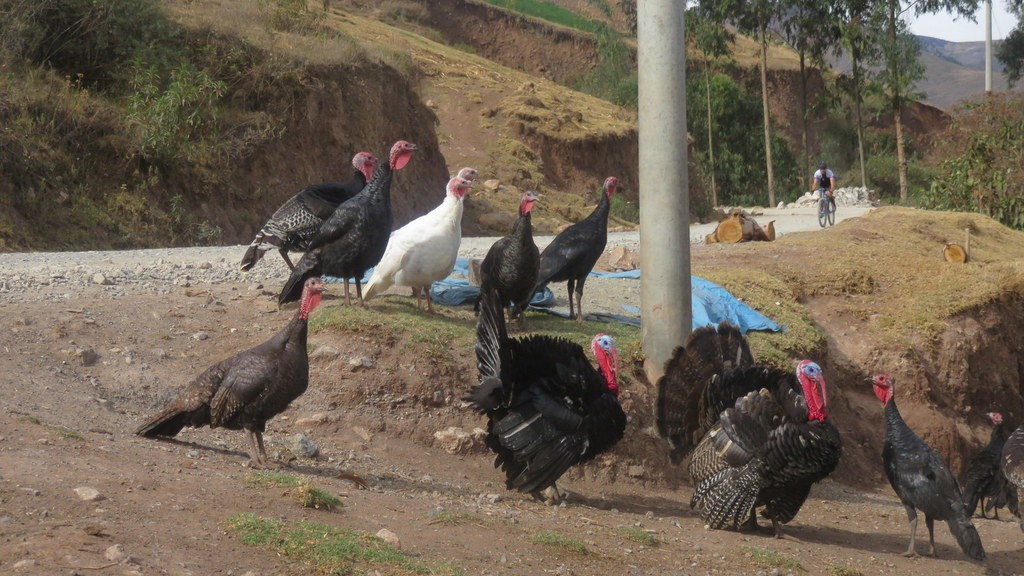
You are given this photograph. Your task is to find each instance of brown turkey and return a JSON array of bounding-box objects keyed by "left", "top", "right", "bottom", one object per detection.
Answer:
[
  {"left": 962, "top": 411, "right": 1018, "bottom": 520},
  {"left": 1002, "top": 423, "right": 1024, "bottom": 532},
  {"left": 533, "top": 176, "right": 618, "bottom": 323},
  {"left": 656, "top": 322, "right": 840, "bottom": 537},
  {"left": 475, "top": 189, "right": 540, "bottom": 322},
  {"left": 869, "top": 374, "right": 985, "bottom": 560},
  {"left": 136, "top": 277, "right": 326, "bottom": 467}
]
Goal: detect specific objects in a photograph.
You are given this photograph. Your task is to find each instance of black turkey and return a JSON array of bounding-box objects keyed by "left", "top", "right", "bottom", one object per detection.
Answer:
[
  {"left": 656, "top": 322, "right": 841, "bottom": 537},
  {"left": 466, "top": 283, "right": 626, "bottom": 504},
  {"left": 136, "top": 278, "right": 326, "bottom": 467},
  {"left": 1001, "top": 423, "right": 1024, "bottom": 533},
  {"left": 533, "top": 176, "right": 618, "bottom": 323},
  {"left": 962, "top": 411, "right": 1017, "bottom": 519},
  {"left": 240, "top": 151, "right": 376, "bottom": 271},
  {"left": 476, "top": 189, "right": 540, "bottom": 322},
  {"left": 869, "top": 374, "right": 985, "bottom": 560},
  {"left": 278, "top": 140, "right": 418, "bottom": 306}
]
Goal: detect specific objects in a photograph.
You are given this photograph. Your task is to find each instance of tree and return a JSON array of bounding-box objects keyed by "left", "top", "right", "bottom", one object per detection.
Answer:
[
  {"left": 686, "top": 5, "right": 735, "bottom": 207},
  {"left": 836, "top": 0, "right": 884, "bottom": 189},
  {"left": 996, "top": 0, "right": 1024, "bottom": 85},
  {"left": 881, "top": 0, "right": 978, "bottom": 202},
  {"left": 719, "top": 0, "right": 782, "bottom": 207},
  {"left": 780, "top": 0, "right": 840, "bottom": 190}
]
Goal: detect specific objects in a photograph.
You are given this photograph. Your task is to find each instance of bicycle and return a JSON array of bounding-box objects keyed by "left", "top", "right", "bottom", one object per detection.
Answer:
[{"left": 817, "top": 188, "right": 836, "bottom": 227}]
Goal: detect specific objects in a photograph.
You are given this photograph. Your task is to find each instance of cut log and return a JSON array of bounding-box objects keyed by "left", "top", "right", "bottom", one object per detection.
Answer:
[
  {"left": 714, "top": 213, "right": 745, "bottom": 243},
  {"left": 765, "top": 220, "right": 776, "bottom": 241},
  {"left": 943, "top": 242, "right": 968, "bottom": 264}
]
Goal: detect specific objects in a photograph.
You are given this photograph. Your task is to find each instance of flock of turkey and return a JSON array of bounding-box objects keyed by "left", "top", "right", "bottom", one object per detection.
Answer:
[{"left": 135, "top": 140, "right": 1023, "bottom": 562}]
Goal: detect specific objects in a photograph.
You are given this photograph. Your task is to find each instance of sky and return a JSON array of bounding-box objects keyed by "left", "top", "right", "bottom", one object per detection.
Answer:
[{"left": 907, "top": 3, "right": 1019, "bottom": 42}]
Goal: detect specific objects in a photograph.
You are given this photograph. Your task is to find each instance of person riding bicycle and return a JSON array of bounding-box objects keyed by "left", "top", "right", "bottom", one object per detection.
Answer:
[{"left": 812, "top": 161, "right": 836, "bottom": 205}]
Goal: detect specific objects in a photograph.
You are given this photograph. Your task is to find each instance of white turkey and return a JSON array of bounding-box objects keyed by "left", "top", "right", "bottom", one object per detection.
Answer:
[{"left": 362, "top": 174, "right": 475, "bottom": 311}]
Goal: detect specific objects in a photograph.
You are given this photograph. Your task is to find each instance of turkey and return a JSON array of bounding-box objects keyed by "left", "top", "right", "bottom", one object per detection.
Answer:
[
  {"left": 656, "top": 322, "right": 841, "bottom": 537},
  {"left": 278, "top": 140, "right": 418, "bottom": 306},
  {"left": 475, "top": 189, "right": 540, "bottom": 322},
  {"left": 240, "top": 151, "right": 377, "bottom": 272},
  {"left": 868, "top": 374, "right": 985, "bottom": 560},
  {"left": 136, "top": 278, "right": 326, "bottom": 467},
  {"left": 466, "top": 282, "right": 626, "bottom": 504},
  {"left": 533, "top": 176, "right": 619, "bottom": 323},
  {"left": 361, "top": 174, "right": 476, "bottom": 312},
  {"left": 962, "top": 411, "right": 1018, "bottom": 519},
  {"left": 1002, "top": 423, "right": 1024, "bottom": 532}
]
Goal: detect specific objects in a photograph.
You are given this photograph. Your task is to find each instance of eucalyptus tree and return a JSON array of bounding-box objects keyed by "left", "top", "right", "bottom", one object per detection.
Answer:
[
  {"left": 996, "top": 0, "right": 1024, "bottom": 85},
  {"left": 780, "top": 0, "right": 840, "bottom": 189},
  {"left": 881, "top": 0, "right": 978, "bottom": 202},
  {"left": 836, "top": 0, "right": 884, "bottom": 189},
  {"left": 686, "top": 4, "right": 735, "bottom": 207}
]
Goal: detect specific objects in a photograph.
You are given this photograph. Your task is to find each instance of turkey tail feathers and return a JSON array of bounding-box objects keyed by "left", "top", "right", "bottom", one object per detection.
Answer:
[
  {"left": 279, "top": 251, "right": 320, "bottom": 304},
  {"left": 694, "top": 463, "right": 762, "bottom": 530},
  {"left": 240, "top": 241, "right": 264, "bottom": 272},
  {"left": 947, "top": 503, "right": 986, "bottom": 560},
  {"left": 135, "top": 408, "right": 189, "bottom": 438}
]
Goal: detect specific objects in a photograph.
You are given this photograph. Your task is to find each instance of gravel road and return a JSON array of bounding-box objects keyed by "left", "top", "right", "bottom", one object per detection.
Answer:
[{"left": 0, "top": 206, "right": 873, "bottom": 307}]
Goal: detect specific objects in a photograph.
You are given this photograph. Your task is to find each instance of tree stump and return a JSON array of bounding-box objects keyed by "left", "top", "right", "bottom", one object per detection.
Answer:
[{"left": 943, "top": 242, "right": 968, "bottom": 264}]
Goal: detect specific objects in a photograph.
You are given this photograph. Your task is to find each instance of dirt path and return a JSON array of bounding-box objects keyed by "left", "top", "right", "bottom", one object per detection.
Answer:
[{"left": 2, "top": 213, "right": 1022, "bottom": 576}]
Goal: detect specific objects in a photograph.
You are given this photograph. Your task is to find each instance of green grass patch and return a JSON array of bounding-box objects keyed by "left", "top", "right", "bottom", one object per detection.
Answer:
[
  {"left": 482, "top": 0, "right": 601, "bottom": 33},
  {"left": 740, "top": 545, "right": 804, "bottom": 572},
  {"left": 54, "top": 426, "right": 85, "bottom": 440},
  {"left": 244, "top": 472, "right": 341, "bottom": 510},
  {"left": 615, "top": 527, "right": 658, "bottom": 546},
  {"left": 528, "top": 530, "right": 587, "bottom": 554},
  {"left": 827, "top": 565, "right": 865, "bottom": 576},
  {"left": 427, "top": 510, "right": 484, "bottom": 526},
  {"left": 226, "top": 513, "right": 463, "bottom": 575}
]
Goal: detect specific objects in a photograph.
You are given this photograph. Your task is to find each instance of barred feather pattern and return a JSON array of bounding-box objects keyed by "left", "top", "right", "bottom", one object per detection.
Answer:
[{"left": 1002, "top": 424, "right": 1024, "bottom": 532}]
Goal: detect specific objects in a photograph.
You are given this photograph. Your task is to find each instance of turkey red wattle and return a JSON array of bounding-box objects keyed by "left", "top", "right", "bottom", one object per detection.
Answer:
[
  {"left": 870, "top": 373, "right": 894, "bottom": 405},
  {"left": 988, "top": 411, "right": 1003, "bottom": 425},
  {"left": 796, "top": 360, "right": 828, "bottom": 421},
  {"left": 389, "top": 140, "right": 418, "bottom": 170},
  {"left": 299, "top": 279, "right": 326, "bottom": 320},
  {"left": 519, "top": 191, "right": 538, "bottom": 216},
  {"left": 447, "top": 176, "right": 473, "bottom": 200},
  {"left": 603, "top": 176, "right": 619, "bottom": 199},
  {"left": 357, "top": 152, "right": 377, "bottom": 181},
  {"left": 591, "top": 333, "right": 619, "bottom": 395}
]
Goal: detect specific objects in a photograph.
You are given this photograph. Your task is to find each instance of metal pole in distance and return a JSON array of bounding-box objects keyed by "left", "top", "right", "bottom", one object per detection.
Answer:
[
  {"left": 638, "top": 0, "right": 690, "bottom": 381},
  {"left": 985, "top": 0, "right": 993, "bottom": 93}
]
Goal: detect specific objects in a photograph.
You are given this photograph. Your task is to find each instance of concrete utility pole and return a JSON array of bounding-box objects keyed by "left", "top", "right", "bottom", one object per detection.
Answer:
[
  {"left": 638, "top": 0, "right": 691, "bottom": 381},
  {"left": 985, "top": 0, "right": 993, "bottom": 93}
]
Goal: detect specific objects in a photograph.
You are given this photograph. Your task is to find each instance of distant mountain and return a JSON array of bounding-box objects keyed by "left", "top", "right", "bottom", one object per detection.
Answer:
[{"left": 830, "top": 35, "right": 1021, "bottom": 110}]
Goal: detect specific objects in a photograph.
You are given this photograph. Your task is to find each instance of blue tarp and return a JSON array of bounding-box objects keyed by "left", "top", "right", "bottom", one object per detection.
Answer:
[{"left": 324, "top": 257, "right": 780, "bottom": 333}]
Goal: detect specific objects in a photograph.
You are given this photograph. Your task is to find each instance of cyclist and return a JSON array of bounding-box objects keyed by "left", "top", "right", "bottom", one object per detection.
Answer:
[{"left": 812, "top": 161, "right": 836, "bottom": 206}]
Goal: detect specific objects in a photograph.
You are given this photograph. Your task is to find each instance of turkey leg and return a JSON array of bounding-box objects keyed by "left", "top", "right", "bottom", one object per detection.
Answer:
[
  {"left": 902, "top": 505, "right": 919, "bottom": 557},
  {"left": 924, "top": 515, "right": 936, "bottom": 557},
  {"left": 343, "top": 279, "right": 352, "bottom": 306},
  {"left": 573, "top": 276, "right": 586, "bottom": 324},
  {"left": 566, "top": 278, "right": 576, "bottom": 320},
  {"left": 278, "top": 248, "right": 296, "bottom": 271},
  {"left": 246, "top": 430, "right": 269, "bottom": 467},
  {"left": 355, "top": 278, "right": 365, "bottom": 307},
  {"left": 425, "top": 288, "right": 434, "bottom": 313}
]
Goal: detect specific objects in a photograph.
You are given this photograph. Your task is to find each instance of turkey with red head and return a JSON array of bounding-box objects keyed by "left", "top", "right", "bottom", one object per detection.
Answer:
[
  {"left": 869, "top": 374, "right": 985, "bottom": 560},
  {"left": 466, "top": 283, "right": 626, "bottom": 504},
  {"left": 279, "top": 140, "right": 418, "bottom": 305},
  {"left": 533, "top": 176, "right": 618, "bottom": 323},
  {"left": 475, "top": 189, "right": 540, "bottom": 323},
  {"left": 1002, "top": 423, "right": 1024, "bottom": 532},
  {"left": 137, "top": 278, "right": 327, "bottom": 467},
  {"left": 655, "top": 322, "right": 841, "bottom": 537},
  {"left": 240, "top": 151, "right": 377, "bottom": 271},
  {"left": 962, "top": 411, "right": 1018, "bottom": 520}
]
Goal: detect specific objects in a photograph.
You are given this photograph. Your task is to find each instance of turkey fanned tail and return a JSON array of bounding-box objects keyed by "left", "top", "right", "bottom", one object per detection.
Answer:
[{"left": 947, "top": 501, "right": 986, "bottom": 561}]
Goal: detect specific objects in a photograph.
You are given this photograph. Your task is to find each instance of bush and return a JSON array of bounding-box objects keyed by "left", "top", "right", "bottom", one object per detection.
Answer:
[{"left": 257, "top": 0, "right": 325, "bottom": 34}]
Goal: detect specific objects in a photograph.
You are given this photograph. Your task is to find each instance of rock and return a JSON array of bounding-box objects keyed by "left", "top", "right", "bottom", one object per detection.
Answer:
[
  {"left": 12, "top": 559, "right": 36, "bottom": 571},
  {"left": 105, "top": 544, "right": 127, "bottom": 562},
  {"left": 295, "top": 413, "right": 329, "bottom": 426},
  {"left": 290, "top": 433, "right": 320, "bottom": 458},
  {"left": 376, "top": 528, "right": 401, "bottom": 548},
  {"left": 596, "top": 246, "right": 640, "bottom": 272},
  {"left": 92, "top": 273, "right": 112, "bottom": 285},
  {"left": 192, "top": 331, "right": 209, "bottom": 341},
  {"left": 477, "top": 211, "right": 515, "bottom": 231},
  {"left": 74, "top": 347, "right": 100, "bottom": 367},
  {"left": 199, "top": 262, "right": 212, "bottom": 269},
  {"left": 434, "top": 426, "right": 485, "bottom": 455},
  {"left": 310, "top": 345, "right": 341, "bottom": 360},
  {"left": 627, "top": 465, "right": 646, "bottom": 478},
  {"left": 482, "top": 179, "right": 501, "bottom": 191},
  {"left": 348, "top": 356, "right": 373, "bottom": 371},
  {"left": 73, "top": 486, "right": 105, "bottom": 501},
  {"left": 352, "top": 426, "right": 372, "bottom": 442}
]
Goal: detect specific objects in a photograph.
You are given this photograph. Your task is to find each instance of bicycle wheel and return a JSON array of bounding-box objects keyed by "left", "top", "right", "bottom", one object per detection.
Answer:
[
  {"left": 827, "top": 200, "right": 836, "bottom": 226},
  {"left": 818, "top": 199, "right": 828, "bottom": 228}
]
